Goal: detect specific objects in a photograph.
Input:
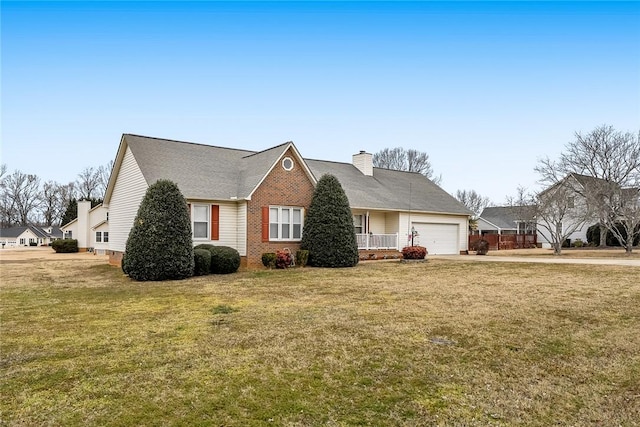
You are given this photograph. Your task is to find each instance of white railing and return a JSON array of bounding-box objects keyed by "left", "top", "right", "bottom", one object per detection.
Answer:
[{"left": 356, "top": 233, "right": 399, "bottom": 250}]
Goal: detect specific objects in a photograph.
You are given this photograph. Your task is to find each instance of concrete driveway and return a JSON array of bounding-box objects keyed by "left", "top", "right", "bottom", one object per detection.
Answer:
[{"left": 429, "top": 254, "right": 640, "bottom": 267}]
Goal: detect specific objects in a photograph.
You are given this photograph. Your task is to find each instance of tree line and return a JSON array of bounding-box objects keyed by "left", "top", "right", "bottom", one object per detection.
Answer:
[{"left": 0, "top": 161, "right": 113, "bottom": 228}]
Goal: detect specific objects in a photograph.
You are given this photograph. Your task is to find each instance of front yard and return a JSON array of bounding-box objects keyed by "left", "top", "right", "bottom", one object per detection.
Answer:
[{"left": 1, "top": 250, "right": 639, "bottom": 426}]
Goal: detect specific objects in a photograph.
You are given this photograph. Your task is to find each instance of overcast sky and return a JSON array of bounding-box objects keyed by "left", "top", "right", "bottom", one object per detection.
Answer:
[{"left": 2, "top": 1, "right": 639, "bottom": 204}]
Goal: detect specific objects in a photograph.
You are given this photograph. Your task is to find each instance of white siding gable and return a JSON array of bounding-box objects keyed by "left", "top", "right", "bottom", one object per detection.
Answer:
[{"left": 108, "top": 147, "right": 148, "bottom": 252}]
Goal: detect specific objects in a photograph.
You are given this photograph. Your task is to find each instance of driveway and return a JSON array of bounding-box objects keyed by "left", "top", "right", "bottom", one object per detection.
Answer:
[{"left": 429, "top": 254, "right": 640, "bottom": 267}]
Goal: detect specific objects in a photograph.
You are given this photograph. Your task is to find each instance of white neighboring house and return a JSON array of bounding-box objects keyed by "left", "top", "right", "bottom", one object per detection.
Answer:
[
  {"left": 60, "top": 200, "right": 109, "bottom": 254},
  {"left": 0, "top": 225, "right": 63, "bottom": 247},
  {"left": 535, "top": 173, "right": 606, "bottom": 248}
]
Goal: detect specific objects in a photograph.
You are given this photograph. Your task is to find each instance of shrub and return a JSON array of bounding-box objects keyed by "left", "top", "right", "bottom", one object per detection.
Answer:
[
  {"left": 300, "top": 174, "right": 359, "bottom": 268},
  {"left": 52, "top": 239, "right": 79, "bottom": 253},
  {"left": 275, "top": 250, "right": 292, "bottom": 269},
  {"left": 29, "top": 241, "right": 37, "bottom": 247},
  {"left": 209, "top": 246, "right": 240, "bottom": 274},
  {"left": 121, "top": 252, "right": 128, "bottom": 275},
  {"left": 573, "top": 238, "right": 584, "bottom": 248},
  {"left": 471, "top": 239, "right": 490, "bottom": 255},
  {"left": 296, "top": 249, "right": 309, "bottom": 267},
  {"left": 262, "top": 252, "right": 277, "bottom": 269},
  {"left": 123, "top": 180, "right": 194, "bottom": 281},
  {"left": 587, "top": 223, "right": 640, "bottom": 247},
  {"left": 402, "top": 245, "right": 427, "bottom": 259},
  {"left": 194, "top": 249, "right": 212, "bottom": 276}
]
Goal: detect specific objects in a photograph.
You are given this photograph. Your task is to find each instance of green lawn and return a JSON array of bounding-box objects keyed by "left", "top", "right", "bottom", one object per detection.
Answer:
[{"left": 1, "top": 254, "right": 639, "bottom": 426}]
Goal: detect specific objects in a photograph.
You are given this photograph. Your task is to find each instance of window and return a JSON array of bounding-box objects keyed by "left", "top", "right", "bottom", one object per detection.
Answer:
[
  {"left": 353, "top": 215, "right": 364, "bottom": 234},
  {"left": 19, "top": 238, "right": 25, "bottom": 245},
  {"left": 96, "top": 232, "right": 102, "bottom": 243},
  {"left": 193, "top": 205, "right": 209, "bottom": 239},
  {"left": 103, "top": 232, "right": 109, "bottom": 243},
  {"left": 282, "top": 157, "right": 294, "bottom": 171},
  {"left": 269, "top": 206, "right": 303, "bottom": 241}
]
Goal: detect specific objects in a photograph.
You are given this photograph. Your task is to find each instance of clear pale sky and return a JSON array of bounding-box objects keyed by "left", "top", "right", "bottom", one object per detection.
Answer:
[{"left": 2, "top": 1, "right": 639, "bottom": 204}]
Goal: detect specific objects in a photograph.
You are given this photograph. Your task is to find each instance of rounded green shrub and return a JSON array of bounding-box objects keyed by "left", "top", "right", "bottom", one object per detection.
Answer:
[
  {"left": 295, "top": 249, "right": 309, "bottom": 267},
  {"left": 262, "top": 252, "right": 276, "bottom": 269},
  {"left": 194, "top": 244, "right": 240, "bottom": 274},
  {"left": 194, "top": 248, "right": 212, "bottom": 276},
  {"left": 123, "top": 180, "right": 194, "bottom": 281},
  {"left": 300, "top": 174, "right": 359, "bottom": 268},
  {"left": 52, "top": 239, "right": 79, "bottom": 253},
  {"left": 209, "top": 246, "right": 241, "bottom": 274}
]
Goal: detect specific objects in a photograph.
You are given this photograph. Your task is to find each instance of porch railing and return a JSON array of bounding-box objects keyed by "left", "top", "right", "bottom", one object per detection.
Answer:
[{"left": 357, "top": 233, "right": 399, "bottom": 250}]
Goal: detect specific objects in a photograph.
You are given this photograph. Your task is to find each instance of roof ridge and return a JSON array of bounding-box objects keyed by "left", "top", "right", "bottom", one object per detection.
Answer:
[
  {"left": 241, "top": 141, "right": 290, "bottom": 159},
  {"left": 124, "top": 134, "right": 256, "bottom": 154}
]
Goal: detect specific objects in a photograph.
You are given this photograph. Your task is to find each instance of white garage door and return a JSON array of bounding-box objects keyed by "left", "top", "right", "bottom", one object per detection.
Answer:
[{"left": 411, "top": 223, "right": 459, "bottom": 254}]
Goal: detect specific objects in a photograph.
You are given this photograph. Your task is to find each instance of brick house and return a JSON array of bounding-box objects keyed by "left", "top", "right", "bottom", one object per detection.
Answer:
[{"left": 103, "top": 134, "right": 472, "bottom": 268}]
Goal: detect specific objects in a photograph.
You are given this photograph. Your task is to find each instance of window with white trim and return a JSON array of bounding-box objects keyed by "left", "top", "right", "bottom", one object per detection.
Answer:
[
  {"left": 192, "top": 205, "right": 209, "bottom": 239},
  {"left": 269, "top": 206, "right": 303, "bottom": 241},
  {"left": 96, "top": 232, "right": 102, "bottom": 242},
  {"left": 353, "top": 215, "right": 365, "bottom": 234},
  {"left": 103, "top": 232, "right": 109, "bottom": 243}
]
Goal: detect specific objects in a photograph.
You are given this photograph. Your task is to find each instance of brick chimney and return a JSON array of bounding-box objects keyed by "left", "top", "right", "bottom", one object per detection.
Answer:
[{"left": 352, "top": 150, "right": 373, "bottom": 176}]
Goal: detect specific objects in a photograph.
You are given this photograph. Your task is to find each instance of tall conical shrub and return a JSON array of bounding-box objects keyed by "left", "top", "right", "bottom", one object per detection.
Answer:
[
  {"left": 123, "top": 180, "right": 194, "bottom": 281},
  {"left": 301, "top": 174, "right": 359, "bottom": 267}
]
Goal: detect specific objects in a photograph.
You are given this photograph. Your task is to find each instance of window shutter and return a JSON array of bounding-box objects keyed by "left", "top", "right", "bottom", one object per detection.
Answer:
[
  {"left": 262, "top": 206, "right": 269, "bottom": 242},
  {"left": 211, "top": 205, "right": 219, "bottom": 240}
]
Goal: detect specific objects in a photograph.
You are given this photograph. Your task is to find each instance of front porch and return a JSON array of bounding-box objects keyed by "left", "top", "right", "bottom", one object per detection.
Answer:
[
  {"left": 356, "top": 233, "right": 400, "bottom": 251},
  {"left": 356, "top": 233, "right": 402, "bottom": 260}
]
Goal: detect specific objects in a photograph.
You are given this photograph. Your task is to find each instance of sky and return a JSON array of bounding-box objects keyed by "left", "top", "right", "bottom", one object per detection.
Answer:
[{"left": 2, "top": 1, "right": 639, "bottom": 204}]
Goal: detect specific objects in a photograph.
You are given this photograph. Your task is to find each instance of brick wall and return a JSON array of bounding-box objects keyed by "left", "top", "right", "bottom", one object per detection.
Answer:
[{"left": 246, "top": 148, "right": 315, "bottom": 268}]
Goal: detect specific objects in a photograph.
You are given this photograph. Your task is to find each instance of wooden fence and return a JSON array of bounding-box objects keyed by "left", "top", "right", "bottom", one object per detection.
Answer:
[{"left": 469, "top": 234, "right": 537, "bottom": 251}]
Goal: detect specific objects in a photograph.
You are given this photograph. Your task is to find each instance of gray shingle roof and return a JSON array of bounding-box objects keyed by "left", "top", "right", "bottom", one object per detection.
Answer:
[
  {"left": 479, "top": 206, "right": 533, "bottom": 230},
  {"left": 307, "top": 160, "right": 472, "bottom": 214},
  {"left": 122, "top": 134, "right": 471, "bottom": 216}
]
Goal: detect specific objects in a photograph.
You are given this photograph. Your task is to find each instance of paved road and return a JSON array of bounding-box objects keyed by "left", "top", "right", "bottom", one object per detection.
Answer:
[{"left": 429, "top": 254, "right": 640, "bottom": 267}]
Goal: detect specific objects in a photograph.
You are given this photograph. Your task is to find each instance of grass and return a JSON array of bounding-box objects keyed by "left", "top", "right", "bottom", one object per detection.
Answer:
[{"left": 1, "top": 252, "right": 640, "bottom": 426}]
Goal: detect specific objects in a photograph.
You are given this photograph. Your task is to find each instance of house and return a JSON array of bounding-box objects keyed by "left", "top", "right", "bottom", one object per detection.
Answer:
[
  {"left": 0, "top": 225, "right": 63, "bottom": 247},
  {"left": 60, "top": 201, "right": 109, "bottom": 254},
  {"left": 103, "top": 134, "right": 472, "bottom": 268},
  {"left": 477, "top": 206, "right": 537, "bottom": 235}
]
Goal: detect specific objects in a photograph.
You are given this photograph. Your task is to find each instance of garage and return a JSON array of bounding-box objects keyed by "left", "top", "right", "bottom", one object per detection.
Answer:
[{"left": 411, "top": 222, "right": 459, "bottom": 254}]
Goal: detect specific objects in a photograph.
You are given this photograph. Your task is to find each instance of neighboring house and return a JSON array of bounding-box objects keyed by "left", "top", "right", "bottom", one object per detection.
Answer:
[
  {"left": 103, "top": 134, "right": 472, "bottom": 267},
  {"left": 477, "top": 206, "right": 537, "bottom": 235},
  {"left": 60, "top": 201, "right": 110, "bottom": 254},
  {"left": 535, "top": 173, "right": 605, "bottom": 248},
  {"left": 0, "top": 225, "right": 63, "bottom": 247}
]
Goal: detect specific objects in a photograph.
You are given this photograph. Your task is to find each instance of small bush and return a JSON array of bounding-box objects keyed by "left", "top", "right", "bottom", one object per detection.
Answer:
[
  {"left": 29, "top": 241, "right": 37, "bottom": 247},
  {"left": 194, "top": 249, "right": 212, "bottom": 276},
  {"left": 262, "top": 252, "right": 277, "bottom": 269},
  {"left": 52, "top": 239, "right": 79, "bottom": 253},
  {"left": 209, "top": 246, "right": 240, "bottom": 274},
  {"left": 471, "top": 239, "right": 489, "bottom": 255},
  {"left": 296, "top": 249, "right": 309, "bottom": 267},
  {"left": 276, "top": 250, "right": 293, "bottom": 269},
  {"left": 573, "top": 238, "right": 584, "bottom": 248},
  {"left": 402, "top": 246, "right": 427, "bottom": 260}
]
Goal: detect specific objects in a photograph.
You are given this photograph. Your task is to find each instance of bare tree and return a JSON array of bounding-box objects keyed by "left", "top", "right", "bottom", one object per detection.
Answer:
[
  {"left": 373, "top": 147, "right": 442, "bottom": 185},
  {"left": 96, "top": 160, "right": 114, "bottom": 199},
  {"left": 455, "top": 189, "right": 491, "bottom": 219},
  {"left": 40, "top": 181, "right": 62, "bottom": 226},
  {"left": 536, "top": 125, "right": 640, "bottom": 252},
  {"left": 76, "top": 167, "right": 100, "bottom": 200},
  {"left": 1, "top": 170, "right": 42, "bottom": 226}
]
